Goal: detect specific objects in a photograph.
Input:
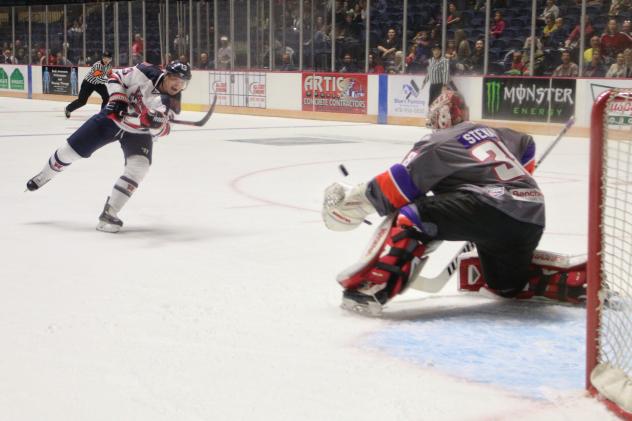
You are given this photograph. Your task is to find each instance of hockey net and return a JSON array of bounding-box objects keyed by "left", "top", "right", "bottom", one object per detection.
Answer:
[{"left": 587, "top": 89, "right": 632, "bottom": 419}]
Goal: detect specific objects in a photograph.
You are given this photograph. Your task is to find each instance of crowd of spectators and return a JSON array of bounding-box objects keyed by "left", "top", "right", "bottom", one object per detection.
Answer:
[{"left": 2, "top": 0, "right": 632, "bottom": 79}]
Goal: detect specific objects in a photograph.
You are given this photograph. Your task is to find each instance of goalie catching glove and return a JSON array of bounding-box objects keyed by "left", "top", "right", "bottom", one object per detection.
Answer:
[{"left": 322, "top": 182, "right": 375, "bottom": 231}]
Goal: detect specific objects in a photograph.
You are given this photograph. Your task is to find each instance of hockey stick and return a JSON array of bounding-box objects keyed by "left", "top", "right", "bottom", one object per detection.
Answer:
[
  {"left": 170, "top": 95, "right": 217, "bottom": 127},
  {"left": 409, "top": 116, "right": 575, "bottom": 293}
]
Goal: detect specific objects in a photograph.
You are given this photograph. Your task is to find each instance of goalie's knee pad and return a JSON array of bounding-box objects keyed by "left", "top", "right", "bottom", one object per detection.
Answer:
[
  {"left": 337, "top": 204, "right": 433, "bottom": 306},
  {"left": 459, "top": 250, "right": 587, "bottom": 304}
]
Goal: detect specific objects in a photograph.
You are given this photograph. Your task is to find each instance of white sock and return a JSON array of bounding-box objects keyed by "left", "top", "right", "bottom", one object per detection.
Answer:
[
  {"left": 38, "top": 142, "right": 82, "bottom": 180},
  {"left": 107, "top": 155, "right": 150, "bottom": 216}
]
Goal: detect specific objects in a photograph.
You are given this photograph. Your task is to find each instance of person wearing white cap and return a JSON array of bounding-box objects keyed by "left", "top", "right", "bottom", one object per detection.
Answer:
[{"left": 217, "top": 36, "right": 233, "bottom": 70}]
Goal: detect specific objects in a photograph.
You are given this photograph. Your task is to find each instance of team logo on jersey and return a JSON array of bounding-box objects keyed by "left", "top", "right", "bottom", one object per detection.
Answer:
[{"left": 485, "top": 186, "right": 505, "bottom": 198}]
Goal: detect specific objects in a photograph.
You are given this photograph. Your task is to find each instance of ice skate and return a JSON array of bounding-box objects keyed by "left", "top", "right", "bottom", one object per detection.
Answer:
[
  {"left": 64, "top": 107, "right": 71, "bottom": 119},
  {"left": 26, "top": 171, "right": 52, "bottom": 191},
  {"left": 96, "top": 197, "right": 123, "bottom": 233},
  {"left": 341, "top": 284, "right": 387, "bottom": 316}
]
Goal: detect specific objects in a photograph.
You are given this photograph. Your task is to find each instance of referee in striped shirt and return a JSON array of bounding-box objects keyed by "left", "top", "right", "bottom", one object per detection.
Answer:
[
  {"left": 65, "top": 51, "right": 113, "bottom": 118},
  {"left": 421, "top": 44, "right": 451, "bottom": 107}
]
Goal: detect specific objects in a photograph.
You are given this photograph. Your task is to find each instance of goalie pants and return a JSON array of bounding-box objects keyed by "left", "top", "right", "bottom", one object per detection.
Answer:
[
  {"left": 67, "top": 110, "right": 153, "bottom": 164},
  {"left": 413, "top": 191, "right": 543, "bottom": 295}
]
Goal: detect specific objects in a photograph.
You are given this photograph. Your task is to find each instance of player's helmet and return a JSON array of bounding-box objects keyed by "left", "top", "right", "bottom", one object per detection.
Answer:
[
  {"left": 165, "top": 60, "right": 192, "bottom": 81},
  {"left": 426, "top": 86, "right": 468, "bottom": 130}
]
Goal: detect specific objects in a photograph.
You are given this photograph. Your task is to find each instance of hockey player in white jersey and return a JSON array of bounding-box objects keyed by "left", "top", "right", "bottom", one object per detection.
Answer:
[
  {"left": 26, "top": 60, "right": 191, "bottom": 233},
  {"left": 323, "top": 87, "right": 585, "bottom": 314}
]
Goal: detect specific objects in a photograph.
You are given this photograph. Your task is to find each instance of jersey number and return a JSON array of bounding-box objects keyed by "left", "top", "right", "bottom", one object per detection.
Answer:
[{"left": 471, "top": 141, "right": 526, "bottom": 181}]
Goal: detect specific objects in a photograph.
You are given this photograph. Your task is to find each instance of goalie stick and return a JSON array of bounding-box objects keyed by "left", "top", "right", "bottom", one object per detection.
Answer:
[
  {"left": 170, "top": 95, "right": 217, "bottom": 127},
  {"left": 409, "top": 116, "right": 575, "bottom": 293}
]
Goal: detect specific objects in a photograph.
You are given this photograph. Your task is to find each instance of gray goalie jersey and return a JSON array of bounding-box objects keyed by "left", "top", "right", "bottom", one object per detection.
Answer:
[{"left": 366, "top": 122, "right": 545, "bottom": 227}]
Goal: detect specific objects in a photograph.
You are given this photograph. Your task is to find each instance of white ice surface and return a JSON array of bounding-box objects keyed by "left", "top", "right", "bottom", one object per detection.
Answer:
[{"left": 0, "top": 98, "right": 616, "bottom": 420}]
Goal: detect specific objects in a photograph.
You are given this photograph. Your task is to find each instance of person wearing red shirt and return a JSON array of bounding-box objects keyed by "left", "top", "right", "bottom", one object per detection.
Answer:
[
  {"left": 601, "top": 19, "right": 632, "bottom": 63},
  {"left": 490, "top": 11, "right": 506, "bottom": 39}
]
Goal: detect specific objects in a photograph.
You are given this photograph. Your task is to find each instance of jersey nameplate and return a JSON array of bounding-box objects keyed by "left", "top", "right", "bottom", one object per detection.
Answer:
[{"left": 458, "top": 128, "right": 497, "bottom": 148}]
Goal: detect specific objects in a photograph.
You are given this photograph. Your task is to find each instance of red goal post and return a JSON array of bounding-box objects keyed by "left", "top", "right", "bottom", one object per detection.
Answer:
[{"left": 587, "top": 89, "right": 632, "bottom": 420}]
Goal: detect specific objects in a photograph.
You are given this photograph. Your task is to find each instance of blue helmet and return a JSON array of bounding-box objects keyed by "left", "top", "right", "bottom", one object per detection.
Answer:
[{"left": 165, "top": 60, "right": 192, "bottom": 81}]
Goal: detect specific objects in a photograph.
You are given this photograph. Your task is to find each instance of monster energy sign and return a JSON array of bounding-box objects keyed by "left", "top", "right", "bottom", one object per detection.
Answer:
[{"left": 483, "top": 77, "right": 576, "bottom": 123}]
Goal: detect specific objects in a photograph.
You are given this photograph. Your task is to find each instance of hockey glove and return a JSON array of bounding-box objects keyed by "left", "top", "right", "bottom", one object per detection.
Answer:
[
  {"left": 322, "top": 182, "right": 375, "bottom": 231},
  {"left": 140, "top": 109, "right": 169, "bottom": 129},
  {"left": 105, "top": 93, "right": 129, "bottom": 120}
]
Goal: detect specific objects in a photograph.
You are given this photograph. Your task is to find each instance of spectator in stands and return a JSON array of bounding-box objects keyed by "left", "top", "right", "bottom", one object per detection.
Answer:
[
  {"left": 549, "top": 17, "right": 569, "bottom": 48},
  {"left": 622, "top": 20, "right": 632, "bottom": 37},
  {"left": 505, "top": 51, "right": 527, "bottom": 75},
  {"left": 454, "top": 29, "right": 468, "bottom": 53},
  {"left": 178, "top": 55, "right": 189, "bottom": 65},
  {"left": 542, "top": 16, "right": 558, "bottom": 48},
  {"left": 445, "top": 39, "right": 458, "bottom": 61},
  {"left": 467, "top": 39, "right": 485, "bottom": 74},
  {"left": 539, "top": 0, "right": 559, "bottom": 22},
  {"left": 198, "top": 52, "right": 211, "bottom": 69},
  {"left": 377, "top": 28, "right": 400, "bottom": 68},
  {"left": 407, "top": 31, "right": 432, "bottom": 73},
  {"left": 339, "top": 52, "right": 359, "bottom": 73},
  {"left": 608, "top": 0, "right": 632, "bottom": 18},
  {"left": 132, "top": 34, "right": 144, "bottom": 65},
  {"left": 279, "top": 51, "right": 297, "bottom": 71},
  {"left": 338, "top": 11, "right": 361, "bottom": 44},
  {"left": 455, "top": 39, "right": 472, "bottom": 74},
  {"left": 446, "top": 3, "right": 463, "bottom": 29},
  {"left": 584, "top": 35, "right": 602, "bottom": 63},
  {"left": 606, "top": 51, "right": 628, "bottom": 77},
  {"left": 217, "top": 36, "right": 234, "bottom": 70},
  {"left": 367, "top": 52, "right": 385, "bottom": 73},
  {"left": 2, "top": 48, "right": 17, "bottom": 64},
  {"left": 584, "top": 49, "right": 607, "bottom": 77},
  {"left": 553, "top": 50, "right": 578, "bottom": 76},
  {"left": 55, "top": 52, "right": 72, "bottom": 66},
  {"left": 522, "top": 36, "right": 545, "bottom": 75},
  {"left": 626, "top": 48, "right": 632, "bottom": 76},
  {"left": 490, "top": 11, "right": 506, "bottom": 39},
  {"left": 565, "top": 16, "right": 594, "bottom": 51},
  {"left": 601, "top": 19, "right": 631, "bottom": 63},
  {"left": 16, "top": 47, "right": 26, "bottom": 64}
]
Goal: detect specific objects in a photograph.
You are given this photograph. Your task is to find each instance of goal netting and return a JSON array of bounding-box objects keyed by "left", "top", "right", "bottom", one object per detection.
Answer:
[{"left": 587, "top": 89, "right": 632, "bottom": 417}]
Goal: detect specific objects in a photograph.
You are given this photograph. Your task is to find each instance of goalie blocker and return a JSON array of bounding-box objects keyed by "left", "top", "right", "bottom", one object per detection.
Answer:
[{"left": 458, "top": 250, "right": 587, "bottom": 303}]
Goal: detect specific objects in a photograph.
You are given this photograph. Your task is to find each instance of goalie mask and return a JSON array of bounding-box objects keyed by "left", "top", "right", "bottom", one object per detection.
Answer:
[{"left": 427, "top": 86, "right": 468, "bottom": 130}]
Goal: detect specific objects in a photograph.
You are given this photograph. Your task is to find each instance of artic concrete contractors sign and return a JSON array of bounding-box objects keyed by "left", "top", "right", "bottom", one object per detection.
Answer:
[{"left": 483, "top": 77, "right": 576, "bottom": 123}]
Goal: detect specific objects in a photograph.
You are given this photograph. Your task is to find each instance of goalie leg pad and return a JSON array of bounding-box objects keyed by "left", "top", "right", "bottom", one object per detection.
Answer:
[
  {"left": 458, "top": 250, "right": 587, "bottom": 304},
  {"left": 338, "top": 205, "right": 432, "bottom": 309}
]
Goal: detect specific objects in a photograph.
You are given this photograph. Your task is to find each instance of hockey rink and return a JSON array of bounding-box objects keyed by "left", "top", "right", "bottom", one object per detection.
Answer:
[{"left": 0, "top": 97, "right": 617, "bottom": 420}]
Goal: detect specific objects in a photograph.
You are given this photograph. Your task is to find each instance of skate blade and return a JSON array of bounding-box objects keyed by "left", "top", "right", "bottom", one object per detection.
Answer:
[
  {"left": 341, "top": 297, "right": 383, "bottom": 317},
  {"left": 96, "top": 221, "right": 121, "bottom": 233}
]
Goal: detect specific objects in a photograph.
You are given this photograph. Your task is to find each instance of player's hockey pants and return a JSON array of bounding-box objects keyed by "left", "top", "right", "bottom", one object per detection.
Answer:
[{"left": 413, "top": 191, "right": 544, "bottom": 295}]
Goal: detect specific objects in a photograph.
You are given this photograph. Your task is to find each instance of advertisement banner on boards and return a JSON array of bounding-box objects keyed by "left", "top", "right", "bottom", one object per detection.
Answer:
[
  {"left": 387, "top": 75, "right": 429, "bottom": 117},
  {"left": 482, "top": 77, "right": 576, "bottom": 123},
  {"left": 208, "top": 72, "right": 266, "bottom": 108},
  {"left": 302, "top": 72, "right": 367, "bottom": 114},
  {"left": 42, "top": 65, "right": 79, "bottom": 95},
  {"left": 0, "top": 65, "right": 26, "bottom": 92}
]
